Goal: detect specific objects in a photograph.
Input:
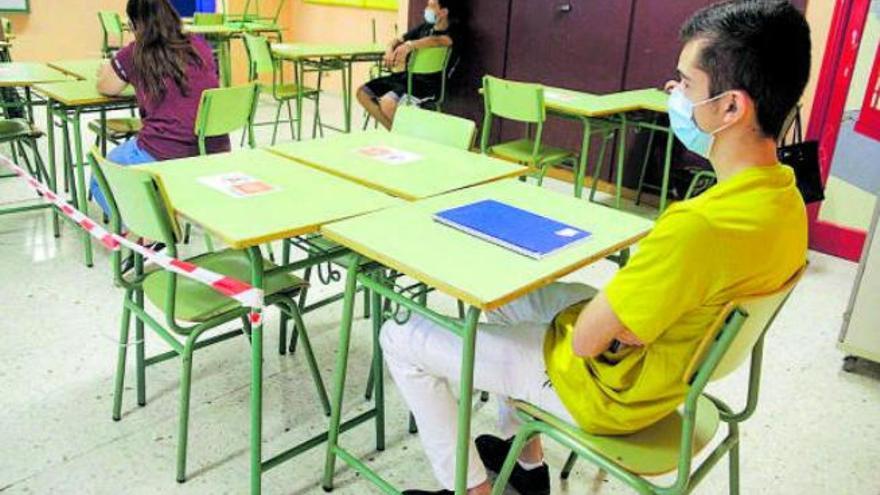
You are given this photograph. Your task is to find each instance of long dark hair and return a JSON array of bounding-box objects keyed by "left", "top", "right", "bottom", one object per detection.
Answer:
[{"left": 126, "top": 0, "right": 203, "bottom": 103}]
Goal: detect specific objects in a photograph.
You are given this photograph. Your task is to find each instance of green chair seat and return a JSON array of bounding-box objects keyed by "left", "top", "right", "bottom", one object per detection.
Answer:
[
  {"left": 0, "top": 118, "right": 41, "bottom": 141},
  {"left": 89, "top": 117, "right": 143, "bottom": 140},
  {"left": 488, "top": 138, "right": 572, "bottom": 166},
  {"left": 143, "top": 249, "right": 306, "bottom": 324},
  {"left": 518, "top": 395, "right": 720, "bottom": 477}
]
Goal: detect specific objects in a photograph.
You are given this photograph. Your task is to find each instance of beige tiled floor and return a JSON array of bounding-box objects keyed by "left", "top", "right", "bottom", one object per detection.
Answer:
[{"left": 0, "top": 95, "right": 878, "bottom": 495}]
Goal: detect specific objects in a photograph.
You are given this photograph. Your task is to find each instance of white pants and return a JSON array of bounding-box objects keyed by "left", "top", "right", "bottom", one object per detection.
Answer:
[{"left": 380, "top": 282, "right": 596, "bottom": 490}]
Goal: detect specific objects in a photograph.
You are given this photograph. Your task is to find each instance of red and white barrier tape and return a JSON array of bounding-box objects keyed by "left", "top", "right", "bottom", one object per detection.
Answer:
[{"left": 1, "top": 154, "right": 264, "bottom": 321}]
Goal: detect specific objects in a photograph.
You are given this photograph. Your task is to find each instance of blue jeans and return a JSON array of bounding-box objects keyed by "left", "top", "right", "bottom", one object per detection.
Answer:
[{"left": 90, "top": 138, "right": 156, "bottom": 215}]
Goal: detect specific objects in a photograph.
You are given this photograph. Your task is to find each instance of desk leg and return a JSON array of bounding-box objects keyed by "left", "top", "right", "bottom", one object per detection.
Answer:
[
  {"left": 371, "top": 281, "right": 386, "bottom": 452},
  {"left": 659, "top": 130, "right": 674, "bottom": 213},
  {"left": 249, "top": 247, "right": 265, "bottom": 495},
  {"left": 71, "top": 110, "right": 93, "bottom": 267},
  {"left": 574, "top": 117, "right": 592, "bottom": 199},
  {"left": 615, "top": 115, "right": 627, "bottom": 210},
  {"left": 45, "top": 100, "right": 60, "bottom": 238},
  {"left": 295, "top": 60, "right": 304, "bottom": 141},
  {"left": 454, "top": 307, "right": 482, "bottom": 495},
  {"left": 322, "top": 255, "right": 362, "bottom": 492},
  {"left": 344, "top": 61, "right": 353, "bottom": 134},
  {"left": 24, "top": 87, "right": 34, "bottom": 125},
  {"left": 99, "top": 109, "right": 108, "bottom": 156}
]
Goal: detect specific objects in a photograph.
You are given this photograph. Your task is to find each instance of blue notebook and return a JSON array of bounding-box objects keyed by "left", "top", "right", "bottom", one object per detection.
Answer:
[{"left": 433, "top": 200, "right": 592, "bottom": 259}]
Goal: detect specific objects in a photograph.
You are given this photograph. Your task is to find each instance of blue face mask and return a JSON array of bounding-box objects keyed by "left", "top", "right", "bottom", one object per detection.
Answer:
[
  {"left": 668, "top": 87, "right": 731, "bottom": 159},
  {"left": 424, "top": 8, "right": 437, "bottom": 24}
]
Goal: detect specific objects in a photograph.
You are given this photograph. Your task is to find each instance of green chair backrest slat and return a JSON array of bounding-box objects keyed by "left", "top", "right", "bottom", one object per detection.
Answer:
[
  {"left": 392, "top": 106, "right": 475, "bottom": 151},
  {"left": 482, "top": 75, "right": 546, "bottom": 124},
  {"left": 243, "top": 34, "right": 274, "bottom": 78},
  {"left": 684, "top": 265, "right": 807, "bottom": 384},
  {"left": 194, "top": 83, "right": 261, "bottom": 152},
  {"left": 194, "top": 12, "right": 225, "bottom": 26},
  {"left": 89, "top": 151, "right": 179, "bottom": 245},
  {"left": 99, "top": 11, "right": 124, "bottom": 36},
  {"left": 408, "top": 46, "right": 449, "bottom": 75}
]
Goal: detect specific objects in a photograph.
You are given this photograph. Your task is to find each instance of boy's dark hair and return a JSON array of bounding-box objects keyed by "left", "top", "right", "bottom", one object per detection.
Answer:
[{"left": 681, "top": 0, "right": 811, "bottom": 139}]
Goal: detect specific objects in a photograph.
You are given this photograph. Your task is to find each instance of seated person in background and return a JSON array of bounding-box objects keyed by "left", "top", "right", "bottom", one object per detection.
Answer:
[
  {"left": 379, "top": 1, "right": 812, "bottom": 494},
  {"left": 92, "top": 0, "right": 230, "bottom": 214},
  {"left": 356, "top": 0, "right": 460, "bottom": 130}
]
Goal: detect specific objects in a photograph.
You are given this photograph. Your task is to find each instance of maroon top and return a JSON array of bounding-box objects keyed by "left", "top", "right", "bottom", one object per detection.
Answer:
[{"left": 111, "top": 35, "right": 230, "bottom": 160}]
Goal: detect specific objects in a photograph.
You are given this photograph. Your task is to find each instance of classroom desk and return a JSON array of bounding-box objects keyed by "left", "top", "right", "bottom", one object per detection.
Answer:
[
  {"left": 319, "top": 179, "right": 655, "bottom": 495},
  {"left": 271, "top": 43, "right": 385, "bottom": 136},
  {"left": 0, "top": 62, "right": 72, "bottom": 122},
  {"left": 542, "top": 86, "right": 674, "bottom": 212},
  {"left": 33, "top": 80, "right": 136, "bottom": 267},
  {"left": 269, "top": 130, "right": 528, "bottom": 200},
  {"left": 47, "top": 59, "right": 106, "bottom": 81},
  {"left": 138, "top": 148, "right": 401, "bottom": 494}
]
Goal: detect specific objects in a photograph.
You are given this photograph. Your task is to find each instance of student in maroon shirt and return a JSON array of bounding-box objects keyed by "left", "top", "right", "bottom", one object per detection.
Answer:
[{"left": 91, "top": 0, "right": 230, "bottom": 214}]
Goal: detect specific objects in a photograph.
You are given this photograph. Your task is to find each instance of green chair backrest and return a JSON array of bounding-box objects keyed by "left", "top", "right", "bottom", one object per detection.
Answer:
[
  {"left": 194, "top": 83, "right": 261, "bottom": 154},
  {"left": 98, "top": 11, "right": 124, "bottom": 57},
  {"left": 482, "top": 75, "right": 545, "bottom": 124},
  {"left": 243, "top": 34, "right": 274, "bottom": 79},
  {"left": 194, "top": 12, "right": 225, "bottom": 25},
  {"left": 99, "top": 11, "right": 124, "bottom": 36},
  {"left": 408, "top": 46, "right": 449, "bottom": 75},
  {"left": 684, "top": 265, "right": 807, "bottom": 384},
  {"left": 88, "top": 151, "right": 180, "bottom": 247},
  {"left": 392, "top": 106, "right": 475, "bottom": 151}
]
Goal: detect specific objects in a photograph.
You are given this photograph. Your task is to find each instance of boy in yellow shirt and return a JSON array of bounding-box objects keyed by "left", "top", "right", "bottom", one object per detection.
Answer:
[{"left": 380, "top": 1, "right": 812, "bottom": 494}]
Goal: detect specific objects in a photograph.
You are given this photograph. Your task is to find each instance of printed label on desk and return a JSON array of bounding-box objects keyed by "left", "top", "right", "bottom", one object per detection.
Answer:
[
  {"left": 356, "top": 145, "right": 422, "bottom": 165},
  {"left": 198, "top": 172, "right": 279, "bottom": 198},
  {"left": 544, "top": 91, "right": 576, "bottom": 102}
]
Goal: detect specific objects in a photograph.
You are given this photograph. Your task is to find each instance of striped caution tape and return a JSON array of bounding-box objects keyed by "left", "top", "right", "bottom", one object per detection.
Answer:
[{"left": 0, "top": 153, "right": 264, "bottom": 321}]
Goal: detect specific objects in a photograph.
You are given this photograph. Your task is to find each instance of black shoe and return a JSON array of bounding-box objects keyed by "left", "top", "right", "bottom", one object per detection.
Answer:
[
  {"left": 476, "top": 435, "right": 550, "bottom": 495},
  {"left": 402, "top": 490, "right": 453, "bottom": 495}
]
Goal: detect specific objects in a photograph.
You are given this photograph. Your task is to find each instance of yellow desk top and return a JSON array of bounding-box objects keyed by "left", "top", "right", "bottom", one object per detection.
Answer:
[{"left": 0, "top": 62, "right": 72, "bottom": 88}]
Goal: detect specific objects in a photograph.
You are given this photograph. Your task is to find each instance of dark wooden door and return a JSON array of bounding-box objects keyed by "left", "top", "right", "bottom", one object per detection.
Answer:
[{"left": 502, "top": 0, "right": 634, "bottom": 150}]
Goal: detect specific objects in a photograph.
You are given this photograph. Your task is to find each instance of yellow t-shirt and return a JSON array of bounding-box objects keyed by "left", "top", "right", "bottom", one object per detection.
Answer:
[{"left": 543, "top": 164, "right": 807, "bottom": 434}]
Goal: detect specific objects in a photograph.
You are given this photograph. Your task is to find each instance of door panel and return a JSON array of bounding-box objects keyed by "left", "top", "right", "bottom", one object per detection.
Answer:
[{"left": 502, "top": 0, "right": 634, "bottom": 151}]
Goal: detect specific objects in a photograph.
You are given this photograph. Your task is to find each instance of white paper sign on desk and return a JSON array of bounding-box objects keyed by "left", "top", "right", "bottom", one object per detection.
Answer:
[
  {"left": 357, "top": 145, "right": 422, "bottom": 165},
  {"left": 198, "top": 172, "right": 279, "bottom": 198}
]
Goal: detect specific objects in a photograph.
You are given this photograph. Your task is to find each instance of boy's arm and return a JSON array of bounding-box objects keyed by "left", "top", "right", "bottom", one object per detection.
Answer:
[{"left": 571, "top": 293, "right": 643, "bottom": 358}]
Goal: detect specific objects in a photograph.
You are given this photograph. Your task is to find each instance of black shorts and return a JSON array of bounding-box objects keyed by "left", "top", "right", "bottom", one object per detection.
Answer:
[{"left": 363, "top": 72, "right": 442, "bottom": 103}]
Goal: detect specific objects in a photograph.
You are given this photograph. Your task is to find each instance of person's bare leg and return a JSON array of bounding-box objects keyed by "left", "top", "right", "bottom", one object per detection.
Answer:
[
  {"left": 520, "top": 437, "right": 544, "bottom": 464},
  {"left": 378, "top": 96, "right": 399, "bottom": 130},
  {"left": 468, "top": 481, "right": 491, "bottom": 495},
  {"left": 357, "top": 87, "right": 392, "bottom": 130}
]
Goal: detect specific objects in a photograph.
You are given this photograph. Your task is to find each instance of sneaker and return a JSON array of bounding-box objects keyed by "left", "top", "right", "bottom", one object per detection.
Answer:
[{"left": 475, "top": 435, "right": 550, "bottom": 495}]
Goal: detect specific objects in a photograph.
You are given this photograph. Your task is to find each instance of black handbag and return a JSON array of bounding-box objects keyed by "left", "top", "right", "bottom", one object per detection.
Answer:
[{"left": 777, "top": 110, "right": 825, "bottom": 204}]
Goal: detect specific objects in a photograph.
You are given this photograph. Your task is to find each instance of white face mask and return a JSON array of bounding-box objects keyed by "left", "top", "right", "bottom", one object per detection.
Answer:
[
  {"left": 424, "top": 8, "right": 437, "bottom": 24},
  {"left": 668, "top": 87, "right": 737, "bottom": 159}
]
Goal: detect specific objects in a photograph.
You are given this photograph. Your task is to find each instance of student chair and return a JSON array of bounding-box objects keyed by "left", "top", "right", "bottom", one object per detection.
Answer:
[
  {"left": 491, "top": 266, "right": 806, "bottom": 495},
  {"left": 89, "top": 151, "right": 330, "bottom": 484},
  {"left": 183, "top": 83, "right": 261, "bottom": 252},
  {"left": 98, "top": 11, "right": 125, "bottom": 59},
  {"left": 480, "top": 76, "right": 576, "bottom": 193},
  {"left": 242, "top": 34, "right": 319, "bottom": 145},
  {"left": 392, "top": 105, "right": 475, "bottom": 150},
  {"left": 402, "top": 46, "right": 451, "bottom": 111},
  {"left": 0, "top": 119, "right": 54, "bottom": 226}
]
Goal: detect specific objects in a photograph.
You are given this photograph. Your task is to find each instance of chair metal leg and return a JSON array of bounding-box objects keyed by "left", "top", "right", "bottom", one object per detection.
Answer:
[
  {"left": 457, "top": 300, "right": 466, "bottom": 320},
  {"left": 176, "top": 339, "right": 196, "bottom": 483},
  {"left": 729, "top": 432, "right": 741, "bottom": 495},
  {"left": 363, "top": 286, "right": 371, "bottom": 319},
  {"left": 271, "top": 100, "right": 284, "bottom": 146},
  {"left": 288, "top": 301, "right": 331, "bottom": 417},
  {"left": 371, "top": 286, "right": 386, "bottom": 451},
  {"left": 491, "top": 426, "right": 539, "bottom": 495},
  {"left": 135, "top": 288, "right": 146, "bottom": 406},
  {"left": 408, "top": 412, "right": 418, "bottom": 434},
  {"left": 589, "top": 131, "right": 611, "bottom": 203},
  {"left": 364, "top": 354, "right": 375, "bottom": 401},
  {"left": 561, "top": 451, "right": 578, "bottom": 480},
  {"left": 112, "top": 289, "right": 134, "bottom": 421},
  {"left": 285, "top": 99, "right": 296, "bottom": 141}
]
